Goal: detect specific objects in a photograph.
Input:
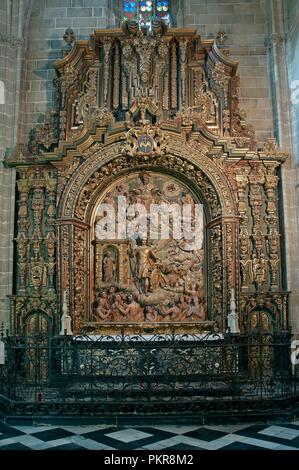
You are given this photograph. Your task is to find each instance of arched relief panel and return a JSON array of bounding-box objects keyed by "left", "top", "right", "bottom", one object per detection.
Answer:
[{"left": 57, "top": 137, "right": 239, "bottom": 333}]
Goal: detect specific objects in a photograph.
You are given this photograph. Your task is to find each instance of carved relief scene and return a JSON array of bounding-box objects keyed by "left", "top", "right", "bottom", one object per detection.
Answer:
[{"left": 93, "top": 171, "right": 205, "bottom": 324}]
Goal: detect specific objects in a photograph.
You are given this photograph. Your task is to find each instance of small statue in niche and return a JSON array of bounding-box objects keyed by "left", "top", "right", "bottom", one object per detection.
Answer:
[
  {"left": 252, "top": 253, "right": 268, "bottom": 285},
  {"left": 102, "top": 250, "right": 117, "bottom": 283},
  {"left": 30, "top": 260, "right": 47, "bottom": 287}
]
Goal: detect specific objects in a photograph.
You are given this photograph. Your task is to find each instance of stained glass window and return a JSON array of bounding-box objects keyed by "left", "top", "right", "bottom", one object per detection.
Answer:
[{"left": 123, "top": 1, "right": 170, "bottom": 29}]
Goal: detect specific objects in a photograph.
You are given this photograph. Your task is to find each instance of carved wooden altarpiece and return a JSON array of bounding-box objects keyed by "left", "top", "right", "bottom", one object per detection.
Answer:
[{"left": 6, "top": 22, "right": 289, "bottom": 336}]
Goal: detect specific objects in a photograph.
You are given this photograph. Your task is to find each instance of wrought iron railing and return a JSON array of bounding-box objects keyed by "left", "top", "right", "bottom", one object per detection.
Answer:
[{"left": 0, "top": 331, "right": 298, "bottom": 416}]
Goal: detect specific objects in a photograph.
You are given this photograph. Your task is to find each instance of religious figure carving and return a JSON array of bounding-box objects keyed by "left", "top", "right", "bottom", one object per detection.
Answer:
[
  {"left": 124, "top": 294, "right": 144, "bottom": 322},
  {"left": 92, "top": 171, "right": 206, "bottom": 324},
  {"left": 94, "top": 291, "right": 110, "bottom": 321},
  {"left": 131, "top": 239, "right": 157, "bottom": 294},
  {"left": 102, "top": 250, "right": 117, "bottom": 283}
]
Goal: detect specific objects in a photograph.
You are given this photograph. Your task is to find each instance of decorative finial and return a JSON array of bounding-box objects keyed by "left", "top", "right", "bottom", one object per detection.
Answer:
[
  {"left": 216, "top": 29, "right": 228, "bottom": 46},
  {"left": 61, "top": 28, "right": 75, "bottom": 57},
  {"left": 227, "top": 288, "right": 240, "bottom": 334},
  {"left": 60, "top": 290, "right": 73, "bottom": 335}
]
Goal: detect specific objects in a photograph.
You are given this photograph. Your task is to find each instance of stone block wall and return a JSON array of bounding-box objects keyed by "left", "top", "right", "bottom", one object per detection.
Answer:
[
  {"left": 183, "top": 0, "right": 273, "bottom": 146},
  {"left": 0, "top": 0, "right": 32, "bottom": 330},
  {"left": 21, "top": 0, "right": 273, "bottom": 147},
  {"left": 19, "top": 0, "right": 112, "bottom": 144}
]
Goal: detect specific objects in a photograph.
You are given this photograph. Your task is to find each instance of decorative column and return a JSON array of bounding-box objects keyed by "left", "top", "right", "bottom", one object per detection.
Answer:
[
  {"left": 16, "top": 173, "right": 30, "bottom": 293},
  {"left": 45, "top": 172, "right": 57, "bottom": 291},
  {"left": 162, "top": 42, "right": 170, "bottom": 111},
  {"left": 236, "top": 168, "right": 251, "bottom": 290},
  {"left": 263, "top": 162, "right": 280, "bottom": 291},
  {"left": 171, "top": 42, "right": 178, "bottom": 110},
  {"left": 248, "top": 164, "right": 267, "bottom": 291},
  {"left": 179, "top": 39, "right": 188, "bottom": 108},
  {"left": 102, "top": 39, "right": 112, "bottom": 107},
  {"left": 113, "top": 42, "right": 120, "bottom": 111}
]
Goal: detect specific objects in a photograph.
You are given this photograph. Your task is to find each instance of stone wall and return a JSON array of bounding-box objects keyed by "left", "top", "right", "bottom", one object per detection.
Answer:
[
  {"left": 0, "top": 0, "right": 32, "bottom": 330},
  {"left": 183, "top": 0, "right": 273, "bottom": 146},
  {"left": 20, "top": 0, "right": 273, "bottom": 146},
  {"left": 19, "top": 0, "right": 112, "bottom": 144}
]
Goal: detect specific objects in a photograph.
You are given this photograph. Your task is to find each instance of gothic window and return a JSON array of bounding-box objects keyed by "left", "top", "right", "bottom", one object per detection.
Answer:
[{"left": 123, "top": 1, "right": 170, "bottom": 29}]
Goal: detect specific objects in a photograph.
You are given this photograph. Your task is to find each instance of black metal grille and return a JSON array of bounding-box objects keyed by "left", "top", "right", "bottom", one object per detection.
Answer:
[{"left": 0, "top": 331, "right": 298, "bottom": 416}]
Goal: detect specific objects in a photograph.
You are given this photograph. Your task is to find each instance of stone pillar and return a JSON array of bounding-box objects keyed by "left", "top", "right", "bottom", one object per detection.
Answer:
[
  {"left": 0, "top": 0, "right": 32, "bottom": 331},
  {"left": 266, "top": 0, "right": 299, "bottom": 335}
]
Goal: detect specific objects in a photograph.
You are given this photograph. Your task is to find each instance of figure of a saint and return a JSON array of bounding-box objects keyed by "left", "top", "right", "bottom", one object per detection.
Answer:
[
  {"left": 102, "top": 251, "right": 116, "bottom": 283},
  {"left": 133, "top": 172, "right": 156, "bottom": 211},
  {"left": 133, "top": 239, "right": 157, "bottom": 294}
]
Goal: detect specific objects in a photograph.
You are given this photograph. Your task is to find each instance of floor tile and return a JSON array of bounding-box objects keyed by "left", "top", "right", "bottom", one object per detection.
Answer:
[
  {"left": 151, "top": 425, "right": 201, "bottom": 434},
  {"left": 234, "top": 428, "right": 299, "bottom": 448},
  {"left": 79, "top": 426, "right": 117, "bottom": 438},
  {"left": 184, "top": 427, "right": 227, "bottom": 442},
  {"left": 105, "top": 428, "right": 153, "bottom": 443},
  {"left": 71, "top": 437, "right": 116, "bottom": 451},
  {"left": 0, "top": 443, "right": 31, "bottom": 450},
  {"left": 1, "top": 421, "right": 299, "bottom": 451},
  {"left": 259, "top": 426, "right": 299, "bottom": 440},
  {"left": 166, "top": 443, "right": 206, "bottom": 450},
  {"left": 273, "top": 444, "right": 299, "bottom": 450},
  {"left": 0, "top": 426, "right": 26, "bottom": 440},
  {"left": 204, "top": 423, "right": 253, "bottom": 433},
  {"left": 220, "top": 442, "right": 265, "bottom": 450},
  {"left": 31, "top": 428, "right": 76, "bottom": 441},
  {"left": 12, "top": 425, "right": 56, "bottom": 435},
  {"left": 47, "top": 443, "right": 87, "bottom": 450},
  {"left": 61, "top": 425, "right": 112, "bottom": 434}
]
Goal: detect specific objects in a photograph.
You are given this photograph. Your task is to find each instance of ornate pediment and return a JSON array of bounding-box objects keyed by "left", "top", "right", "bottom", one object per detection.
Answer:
[{"left": 8, "top": 21, "right": 279, "bottom": 162}]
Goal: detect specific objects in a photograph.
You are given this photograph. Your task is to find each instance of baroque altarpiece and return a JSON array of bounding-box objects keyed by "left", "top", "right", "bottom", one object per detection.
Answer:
[{"left": 6, "top": 22, "right": 289, "bottom": 336}]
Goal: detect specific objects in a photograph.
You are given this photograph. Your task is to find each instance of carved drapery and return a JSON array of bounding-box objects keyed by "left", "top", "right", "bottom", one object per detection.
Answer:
[{"left": 6, "top": 23, "right": 288, "bottom": 334}]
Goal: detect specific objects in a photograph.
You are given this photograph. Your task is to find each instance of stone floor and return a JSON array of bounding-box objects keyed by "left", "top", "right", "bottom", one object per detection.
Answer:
[{"left": 0, "top": 420, "right": 299, "bottom": 450}]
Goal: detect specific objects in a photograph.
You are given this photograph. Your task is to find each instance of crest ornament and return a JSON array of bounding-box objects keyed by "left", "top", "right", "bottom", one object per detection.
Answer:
[{"left": 121, "top": 124, "right": 169, "bottom": 158}]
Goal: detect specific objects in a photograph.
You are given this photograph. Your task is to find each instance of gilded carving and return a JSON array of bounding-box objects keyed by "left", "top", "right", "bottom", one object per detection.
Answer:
[
  {"left": 261, "top": 138, "right": 288, "bottom": 161},
  {"left": 179, "top": 39, "right": 188, "bottom": 107},
  {"left": 210, "top": 224, "right": 223, "bottom": 328},
  {"left": 73, "top": 227, "right": 87, "bottom": 331},
  {"left": 7, "top": 25, "right": 289, "bottom": 335},
  {"left": 121, "top": 124, "right": 169, "bottom": 158},
  {"left": 113, "top": 43, "right": 120, "bottom": 111},
  {"left": 171, "top": 42, "right": 178, "bottom": 109},
  {"left": 34, "top": 111, "right": 58, "bottom": 152},
  {"left": 212, "top": 63, "right": 230, "bottom": 104}
]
